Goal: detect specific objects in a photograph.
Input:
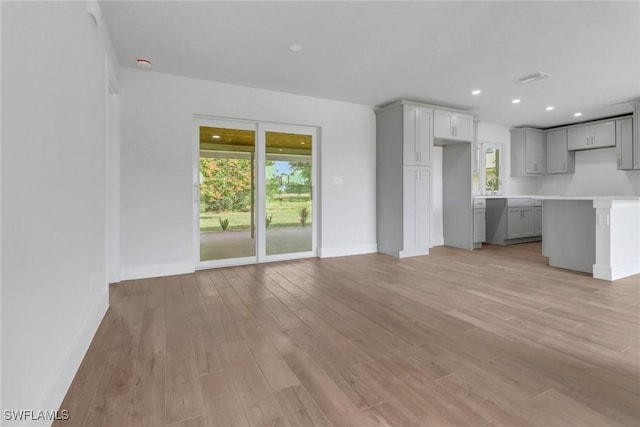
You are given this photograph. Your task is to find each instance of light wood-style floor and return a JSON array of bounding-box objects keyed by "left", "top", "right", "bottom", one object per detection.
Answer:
[{"left": 56, "top": 243, "right": 640, "bottom": 427}]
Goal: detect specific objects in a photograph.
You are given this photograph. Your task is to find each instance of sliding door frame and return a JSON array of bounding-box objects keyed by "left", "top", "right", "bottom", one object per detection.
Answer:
[{"left": 193, "top": 114, "right": 319, "bottom": 270}]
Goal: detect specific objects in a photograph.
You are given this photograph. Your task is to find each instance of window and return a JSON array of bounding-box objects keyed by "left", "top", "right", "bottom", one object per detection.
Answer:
[{"left": 473, "top": 142, "right": 504, "bottom": 195}]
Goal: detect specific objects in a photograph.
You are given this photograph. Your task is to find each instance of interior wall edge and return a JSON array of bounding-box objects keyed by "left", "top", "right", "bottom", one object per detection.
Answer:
[{"left": 39, "top": 293, "right": 108, "bottom": 422}]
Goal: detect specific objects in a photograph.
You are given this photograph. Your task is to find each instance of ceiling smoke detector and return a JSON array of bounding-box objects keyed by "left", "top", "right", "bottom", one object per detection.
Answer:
[{"left": 518, "top": 71, "right": 551, "bottom": 84}]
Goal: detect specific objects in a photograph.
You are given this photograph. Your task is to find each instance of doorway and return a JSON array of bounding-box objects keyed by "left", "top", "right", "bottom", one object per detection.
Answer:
[{"left": 194, "top": 117, "right": 317, "bottom": 268}]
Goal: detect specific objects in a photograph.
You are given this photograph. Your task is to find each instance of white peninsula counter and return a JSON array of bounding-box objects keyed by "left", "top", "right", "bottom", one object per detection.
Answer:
[{"left": 536, "top": 196, "right": 640, "bottom": 281}]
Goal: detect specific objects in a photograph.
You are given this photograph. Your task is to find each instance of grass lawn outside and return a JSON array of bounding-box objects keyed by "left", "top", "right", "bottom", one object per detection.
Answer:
[{"left": 200, "top": 200, "right": 312, "bottom": 232}]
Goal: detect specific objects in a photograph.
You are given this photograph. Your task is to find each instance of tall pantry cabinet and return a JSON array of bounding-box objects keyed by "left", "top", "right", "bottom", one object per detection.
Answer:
[{"left": 376, "top": 101, "right": 433, "bottom": 258}]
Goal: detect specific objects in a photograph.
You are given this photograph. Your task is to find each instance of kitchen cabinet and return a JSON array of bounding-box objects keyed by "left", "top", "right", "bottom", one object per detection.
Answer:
[
  {"left": 545, "top": 128, "right": 575, "bottom": 174},
  {"left": 376, "top": 100, "right": 433, "bottom": 258},
  {"left": 616, "top": 117, "right": 636, "bottom": 170},
  {"left": 403, "top": 105, "right": 432, "bottom": 166},
  {"left": 434, "top": 109, "right": 473, "bottom": 142},
  {"left": 534, "top": 202, "right": 543, "bottom": 236},
  {"left": 473, "top": 199, "right": 486, "bottom": 247},
  {"left": 567, "top": 120, "right": 615, "bottom": 151},
  {"left": 485, "top": 198, "right": 542, "bottom": 245},
  {"left": 510, "top": 128, "right": 546, "bottom": 176},
  {"left": 507, "top": 207, "right": 535, "bottom": 238},
  {"left": 403, "top": 167, "right": 432, "bottom": 255}
]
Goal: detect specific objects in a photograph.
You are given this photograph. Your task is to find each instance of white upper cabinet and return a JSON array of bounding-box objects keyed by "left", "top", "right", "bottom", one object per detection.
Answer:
[
  {"left": 403, "top": 105, "right": 432, "bottom": 166},
  {"left": 511, "top": 128, "right": 546, "bottom": 176},
  {"left": 546, "top": 128, "right": 574, "bottom": 174},
  {"left": 567, "top": 120, "right": 615, "bottom": 150},
  {"left": 434, "top": 110, "right": 473, "bottom": 142}
]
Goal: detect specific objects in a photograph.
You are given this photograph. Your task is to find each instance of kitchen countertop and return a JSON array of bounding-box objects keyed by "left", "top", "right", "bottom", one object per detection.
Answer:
[{"left": 475, "top": 195, "right": 640, "bottom": 201}]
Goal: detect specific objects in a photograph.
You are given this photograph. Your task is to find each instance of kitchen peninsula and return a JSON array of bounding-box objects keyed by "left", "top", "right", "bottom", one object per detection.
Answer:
[
  {"left": 539, "top": 196, "right": 640, "bottom": 281},
  {"left": 480, "top": 195, "right": 640, "bottom": 281}
]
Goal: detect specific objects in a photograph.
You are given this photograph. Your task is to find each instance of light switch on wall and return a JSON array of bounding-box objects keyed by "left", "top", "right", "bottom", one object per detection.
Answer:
[{"left": 332, "top": 177, "right": 343, "bottom": 186}]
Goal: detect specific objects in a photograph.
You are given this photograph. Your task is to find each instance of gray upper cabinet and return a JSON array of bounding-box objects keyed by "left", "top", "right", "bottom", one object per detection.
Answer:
[
  {"left": 434, "top": 109, "right": 473, "bottom": 142},
  {"left": 616, "top": 117, "right": 636, "bottom": 170},
  {"left": 511, "top": 128, "right": 546, "bottom": 176},
  {"left": 546, "top": 128, "right": 575, "bottom": 174},
  {"left": 567, "top": 120, "right": 615, "bottom": 151},
  {"left": 403, "top": 105, "right": 432, "bottom": 166}
]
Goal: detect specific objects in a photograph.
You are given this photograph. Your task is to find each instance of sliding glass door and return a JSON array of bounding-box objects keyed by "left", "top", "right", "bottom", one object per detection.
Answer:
[{"left": 194, "top": 117, "right": 317, "bottom": 268}]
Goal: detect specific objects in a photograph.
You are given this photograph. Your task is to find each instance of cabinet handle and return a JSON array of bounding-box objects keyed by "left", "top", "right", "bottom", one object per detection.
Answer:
[
  {"left": 617, "top": 158, "right": 621, "bottom": 167},
  {"left": 418, "top": 152, "right": 422, "bottom": 162},
  {"left": 563, "top": 162, "right": 566, "bottom": 171},
  {"left": 534, "top": 163, "right": 537, "bottom": 172}
]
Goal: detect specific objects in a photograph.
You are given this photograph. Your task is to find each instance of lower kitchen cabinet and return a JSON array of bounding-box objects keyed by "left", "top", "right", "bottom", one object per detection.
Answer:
[
  {"left": 473, "top": 198, "right": 486, "bottom": 248},
  {"left": 485, "top": 198, "right": 542, "bottom": 245},
  {"left": 534, "top": 204, "right": 543, "bottom": 235},
  {"left": 507, "top": 206, "right": 535, "bottom": 238}
]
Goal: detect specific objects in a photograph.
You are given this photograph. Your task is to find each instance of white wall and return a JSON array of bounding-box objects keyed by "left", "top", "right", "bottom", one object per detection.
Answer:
[
  {"left": 119, "top": 67, "right": 377, "bottom": 278},
  {"left": 536, "top": 147, "right": 640, "bottom": 196},
  {"left": 1, "top": 1, "right": 115, "bottom": 421}
]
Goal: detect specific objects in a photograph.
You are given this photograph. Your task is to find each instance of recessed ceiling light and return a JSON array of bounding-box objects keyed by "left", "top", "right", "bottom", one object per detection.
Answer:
[
  {"left": 471, "top": 89, "right": 481, "bottom": 96},
  {"left": 289, "top": 43, "right": 303, "bottom": 52},
  {"left": 212, "top": 135, "right": 221, "bottom": 139},
  {"left": 574, "top": 112, "right": 582, "bottom": 117},
  {"left": 545, "top": 106, "right": 555, "bottom": 111},
  {"left": 300, "top": 141, "right": 305, "bottom": 145},
  {"left": 512, "top": 99, "right": 521, "bottom": 104}
]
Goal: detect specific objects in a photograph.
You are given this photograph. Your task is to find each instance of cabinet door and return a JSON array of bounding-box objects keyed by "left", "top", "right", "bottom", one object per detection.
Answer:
[
  {"left": 403, "top": 106, "right": 420, "bottom": 165},
  {"left": 534, "top": 207, "right": 543, "bottom": 235},
  {"left": 507, "top": 208, "right": 523, "bottom": 238},
  {"left": 403, "top": 107, "right": 432, "bottom": 166},
  {"left": 617, "top": 118, "right": 633, "bottom": 170},
  {"left": 546, "top": 129, "right": 572, "bottom": 174},
  {"left": 591, "top": 121, "right": 615, "bottom": 148},
  {"left": 507, "top": 207, "right": 535, "bottom": 238},
  {"left": 473, "top": 209, "right": 486, "bottom": 243},
  {"left": 525, "top": 130, "right": 545, "bottom": 174},
  {"left": 434, "top": 110, "right": 454, "bottom": 139},
  {"left": 403, "top": 167, "right": 431, "bottom": 250},
  {"left": 453, "top": 114, "right": 473, "bottom": 141},
  {"left": 568, "top": 125, "right": 590, "bottom": 151},
  {"left": 417, "top": 108, "right": 432, "bottom": 165}
]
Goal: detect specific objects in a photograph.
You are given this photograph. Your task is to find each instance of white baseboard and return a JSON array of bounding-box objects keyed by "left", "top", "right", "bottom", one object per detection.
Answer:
[
  {"left": 431, "top": 236, "right": 444, "bottom": 247},
  {"left": 319, "top": 243, "right": 378, "bottom": 258},
  {"left": 593, "top": 261, "right": 640, "bottom": 281},
  {"left": 36, "top": 292, "right": 109, "bottom": 425},
  {"left": 121, "top": 261, "right": 195, "bottom": 281},
  {"left": 399, "top": 247, "right": 429, "bottom": 258}
]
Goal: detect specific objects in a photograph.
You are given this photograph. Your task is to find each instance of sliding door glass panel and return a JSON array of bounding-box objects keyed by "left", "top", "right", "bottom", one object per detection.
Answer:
[
  {"left": 199, "top": 126, "right": 256, "bottom": 261},
  {"left": 264, "top": 131, "right": 312, "bottom": 256}
]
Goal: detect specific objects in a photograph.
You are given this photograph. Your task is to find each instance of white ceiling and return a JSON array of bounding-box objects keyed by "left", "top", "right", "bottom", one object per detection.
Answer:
[{"left": 100, "top": 1, "right": 640, "bottom": 128}]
